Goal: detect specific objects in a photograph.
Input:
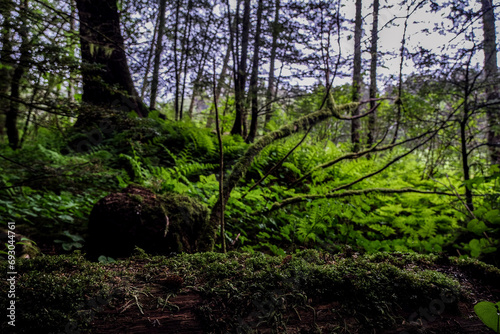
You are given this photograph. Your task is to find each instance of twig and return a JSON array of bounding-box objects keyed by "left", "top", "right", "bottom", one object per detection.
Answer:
[
  {"left": 133, "top": 294, "right": 144, "bottom": 315},
  {"left": 213, "top": 59, "right": 226, "bottom": 253}
]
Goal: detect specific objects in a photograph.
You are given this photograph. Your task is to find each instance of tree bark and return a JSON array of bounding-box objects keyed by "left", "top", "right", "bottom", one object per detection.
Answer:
[
  {"left": 179, "top": 0, "right": 194, "bottom": 120},
  {"left": 480, "top": 0, "right": 500, "bottom": 165},
  {"left": 246, "top": 0, "right": 264, "bottom": 143},
  {"left": 230, "top": 0, "right": 251, "bottom": 137},
  {"left": 351, "top": 0, "right": 363, "bottom": 152},
  {"left": 264, "top": 0, "right": 280, "bottom": 129},
  {"left": 68, "top": 0, "right": 76, "bottom": 103},
  {"left": 149, "top": 0, "right": 167, "bottom": 110},
  {"left": 75, "top": 0, "right": 148, "bottom": 127},
  {"left": 6, "top": 0, "right": 30, "bottom": 149},
  {"left": 0, "top": 0, "right": 14, "bottom": 142},
  {"left": 461, "top": 61, "right": 474, "bottom": 211},
  {"left": 173, "top": 0, "right": 181, "bottom": 120},
  {"left": 367, "top": 0, "right": 379, "bottom": 149}
]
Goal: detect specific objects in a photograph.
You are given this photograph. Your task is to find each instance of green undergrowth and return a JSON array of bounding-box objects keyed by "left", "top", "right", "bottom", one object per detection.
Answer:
[
  {"left": 2, "top": 250, "right": 499, "bottom": 333},
  {"left": 1, "top": 117, "right": 499, "bottom": 263}
]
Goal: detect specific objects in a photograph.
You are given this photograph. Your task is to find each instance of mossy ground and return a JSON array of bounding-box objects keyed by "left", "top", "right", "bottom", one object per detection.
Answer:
[{"left": 1, "top": 250, "right": 499, "bottom": 333}]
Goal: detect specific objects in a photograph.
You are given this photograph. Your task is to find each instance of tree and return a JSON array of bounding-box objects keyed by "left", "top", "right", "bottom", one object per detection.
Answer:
[
  {"left": 351, "top": 0, "right": 363, "bottom": 152},
  {"left": 230, "top": 0, "right": 251, "bottom": 137},
  {"left": 149, "top": 0, "right": 167, "bottom": 110},
  {"left": 5, "top": 0, "right": 31, "bottom": 149},
  {"left": 0, "top": 0, "right": 14, "bottom": 144},
  {"left": 480, "top": 0, "right": 500, "bottom": 165},
  {"left": 75, "top": 0, "right": 148, "bottom": 127},
  {"left": 264, "top": 0, "right": 281, "bottom": 129},
  {"left": 246, "top": 0, "right": 264, "bottom": 143},
  {"left": 367, "top": 0, "right": 379, "bottom": 148}
]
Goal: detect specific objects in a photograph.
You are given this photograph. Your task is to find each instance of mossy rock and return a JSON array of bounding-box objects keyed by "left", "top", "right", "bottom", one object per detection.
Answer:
[{"left": 86, "top": 185, "right": 209, "bottom": 260}]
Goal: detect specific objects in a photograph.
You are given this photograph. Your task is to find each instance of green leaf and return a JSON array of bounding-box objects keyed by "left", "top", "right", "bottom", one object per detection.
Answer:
[
  {"left": 58, "top": 214, "right": 74, "bottom": 223},
  {"left": 474, "top": 301, "right": 500, "bottom": 333},
  {"left": 98, "top": 255, "right": 116, "bottom": 264},
  {"left": 485, "top": 210, "right": 500, "bottom": 225},
  {"left": 467, "top": 219, "right": 488, "bottom": 235},
  {"left": 62, "top": 230, "right": 84, "bottom": 242}
]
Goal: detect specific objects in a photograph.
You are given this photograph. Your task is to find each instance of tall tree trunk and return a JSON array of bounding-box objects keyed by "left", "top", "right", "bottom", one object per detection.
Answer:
[
  {"left": 140, "top": 13, "right": 159, "bottom": 100},
  {"left": 351, "top": 0, "right": 363, "bottom": 152},
  {"left": 392, "top": 3, "right": 412, "bottom": 145},
  {"left": 230, "top": 0, "right": 250, "bottom": 137},
  {"left": 75, "top": 0, "right": 148, "bottom": 127},
  {"left": 367, "top": 0, "right": 379, "bottom": 148},
  {"left": 68, "top": 0, "right": 76, "bottom": 103},
  {"left": 173, "top": 0, "right": 182, "bottom": 120},
  {"left": 179, "top": 0, "right": 194, "bottom": 120},
  {"left": 149, "top": 0, "right": 167, "bottom": 110},
  {"left": 0, "top": 0, "right": 14, "bottom": 142},
  {"left": 246, "top": 0, "right": 264, "bottom": 143},
  {"left": 264, "top": 0, "right": 280, "bottom": 129},
  {"left": 480, "top": 0, "right": 500, "bottom": 165},
  {"left": 6, "top": 0, "right": 30, "bottom": 149}
]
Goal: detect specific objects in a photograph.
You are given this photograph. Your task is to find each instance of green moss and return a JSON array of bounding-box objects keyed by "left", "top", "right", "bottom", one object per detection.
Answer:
[
  {"left": 128, "top": 193, "right": 144, "bottom": 203},
  {"left": 158, "top": 192, "right": 210, "bottom": 252},
  {"left": 0, "top": 252, "right": 110, "bottom": 333},
  {"left": 2, "top": 251, "right": 491, "bottom": 333},
  {"left": 87, "top": 186, "right": 210, "bottom": 258}
]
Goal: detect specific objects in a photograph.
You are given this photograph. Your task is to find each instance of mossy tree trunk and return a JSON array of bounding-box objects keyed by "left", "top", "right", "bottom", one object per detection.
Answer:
[
  {"left": 75, "top": 0, "right": 148, "bottom": 127},
  {"left": 199, "top": 102, "right": 359, "bottom": 251}
]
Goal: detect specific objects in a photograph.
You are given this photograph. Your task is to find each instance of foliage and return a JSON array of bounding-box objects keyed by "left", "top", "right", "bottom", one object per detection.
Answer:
[{"left": 474, "top": 301, "right": 500, "bottom": 333}]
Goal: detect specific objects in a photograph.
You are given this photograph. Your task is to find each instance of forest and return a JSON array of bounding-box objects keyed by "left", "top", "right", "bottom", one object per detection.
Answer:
[{"left": 1, "top": 0, "right": 500, "bottom": 333}]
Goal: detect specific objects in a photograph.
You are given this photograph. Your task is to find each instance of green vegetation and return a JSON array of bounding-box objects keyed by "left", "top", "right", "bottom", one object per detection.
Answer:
[
  {"left": 475, "top": 301, "right": 500, "bottom": 333},
  {"left": 2, "top": 250, "right": 500, "bottom": 333},
  {"left": 1, "top": 111, "right": 499, "bottom": 263},
  {"left": 1, "top": 0, "right": 499, "bottom": 332}
]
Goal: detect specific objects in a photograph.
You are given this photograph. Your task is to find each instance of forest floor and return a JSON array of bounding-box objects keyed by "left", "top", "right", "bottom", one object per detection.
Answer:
[
  {"left": 90, "top": 259, "right": 499, "bottom": 334},
  {"left": 1, "top": 251, "right": 499, "bottom": 333}
]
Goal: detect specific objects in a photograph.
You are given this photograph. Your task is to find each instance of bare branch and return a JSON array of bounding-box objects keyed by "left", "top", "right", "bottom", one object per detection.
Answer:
[{"left": 267, "top": 188, "right": 459, "bottom": 212}]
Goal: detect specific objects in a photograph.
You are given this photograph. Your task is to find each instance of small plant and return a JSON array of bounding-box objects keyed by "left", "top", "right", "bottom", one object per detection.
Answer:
[
  {"left": 97, "top": 255, "right": 116, "bottom": 264},
  {"left": 54, "top": 230, "right": 84, "bottom": 251},
  {"left": 474, "top": 301, "right": 500, "bottom": 333}
]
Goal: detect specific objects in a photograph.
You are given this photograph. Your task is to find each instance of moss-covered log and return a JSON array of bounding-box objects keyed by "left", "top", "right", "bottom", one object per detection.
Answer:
[{"left": 2, "top": 251, "right": 499, "bottom": 333}]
